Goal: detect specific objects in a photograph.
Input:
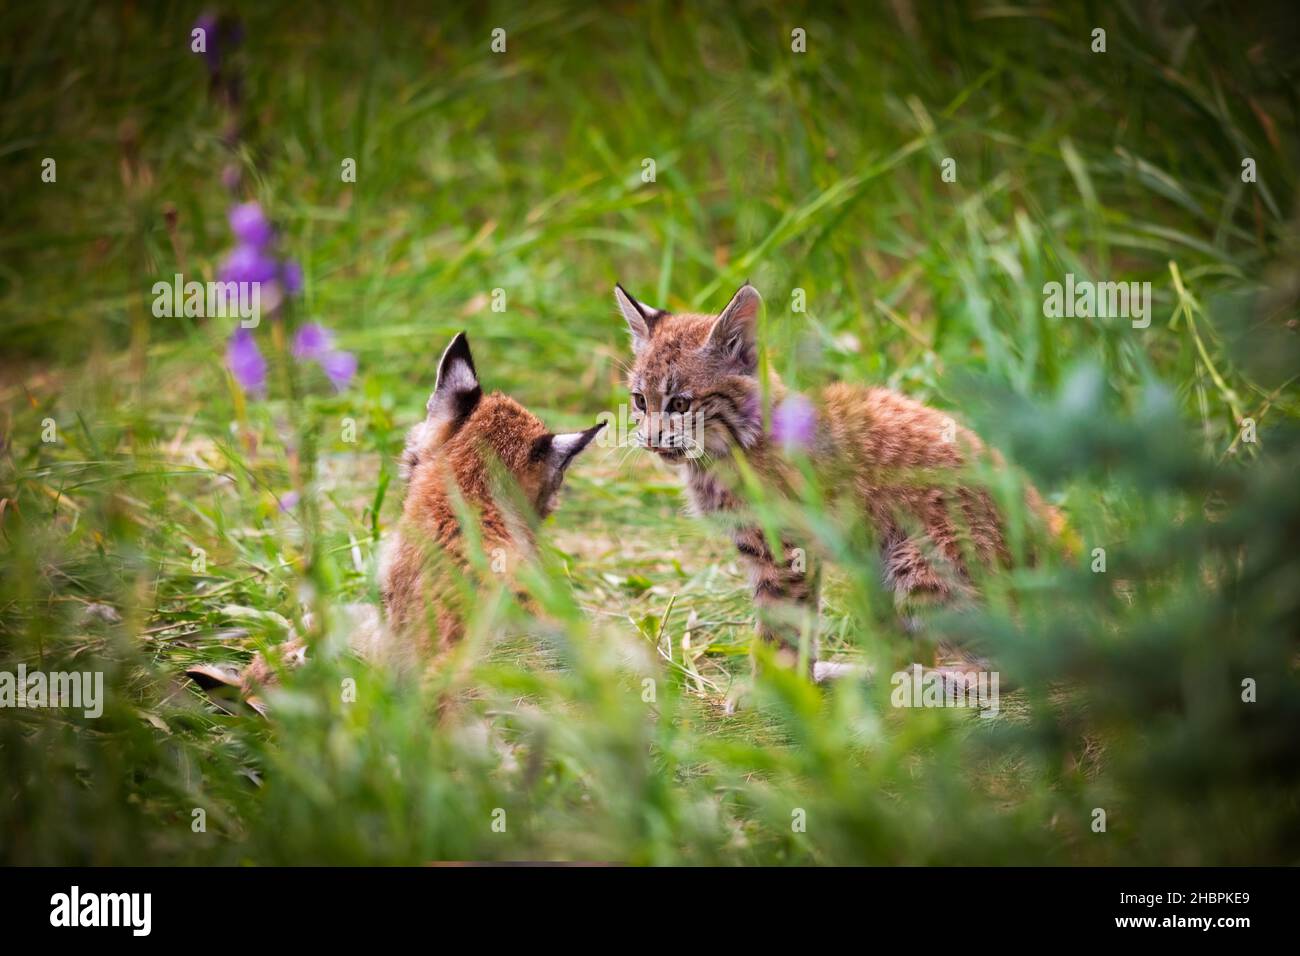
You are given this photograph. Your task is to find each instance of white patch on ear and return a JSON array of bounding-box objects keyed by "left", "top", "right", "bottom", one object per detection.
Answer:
[
  {"left": 434, "top": 356, "right": 476, "bottom": 395},
  {"left": 551, "top": 432, "right": 589, "bottom": 458},
  {"left": 432, "top": 340, "right": 477, "bottom": 399},
  {"left": 705, "top": 284, "right": 761, "bottom": 371},
  {"left": 549, "top": 422, "right": 606, "bottom": 471},
  {"left": 615, "top": 285, "right": 663, "bottom": 354},
  {"left": 427, "top": 332, "right": 481, "bottom": 425}
]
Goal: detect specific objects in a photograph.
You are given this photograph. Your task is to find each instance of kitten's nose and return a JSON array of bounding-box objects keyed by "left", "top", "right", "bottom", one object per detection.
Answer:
[{"left": 645, "top": 411, "right": 667, "bottom": 448}]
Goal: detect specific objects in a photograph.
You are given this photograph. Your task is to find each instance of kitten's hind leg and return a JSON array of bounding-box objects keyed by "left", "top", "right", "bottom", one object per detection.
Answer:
[
  {"left": 734, "top": 526, "right": 822, "bottom": 679},
  {"left": 882, "top": 530, "right": 968, "bottom": 630},
  {"left": 881, "top": 530, "right": 999, "bottom": 674}
]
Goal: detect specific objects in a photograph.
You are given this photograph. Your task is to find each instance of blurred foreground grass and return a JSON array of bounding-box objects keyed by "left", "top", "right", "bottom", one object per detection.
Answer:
[{"left": 1, "top": 1, "right": 1298, "bottom": 864}]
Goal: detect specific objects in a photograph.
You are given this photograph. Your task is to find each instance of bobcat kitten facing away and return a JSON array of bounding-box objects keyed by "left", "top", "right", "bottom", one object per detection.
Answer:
[
  {"left": 615, "top": 282, "right": 1062, "bottom": 679},
  {"left": 381, "top": 331, "right": 605, "bottom": 657},
  {"left": 188, "top": 332, "right": 604, "bottom": 709}
]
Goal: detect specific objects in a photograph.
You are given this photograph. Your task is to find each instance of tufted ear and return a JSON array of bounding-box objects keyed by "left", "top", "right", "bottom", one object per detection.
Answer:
[
  {"left": 427, "top": 331, "right": 482, "bottom": 428},
  {"left": 704, "top": 283, "right": 761, "bottom": 374},
  {"left": 530, "top": 421, "right": 606, "bottom": 478},
  {"left": 614, "top": 284, "right": 666, "bottom": 354}
]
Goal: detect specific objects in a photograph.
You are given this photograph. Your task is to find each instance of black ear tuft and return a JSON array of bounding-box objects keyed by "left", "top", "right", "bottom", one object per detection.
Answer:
[
  {"left": 436, "top": 331, "right": 477, "bottom": 388},
  {"left": 615, "top": 285, "right": 666, "bottom": 353},
  {"left": 428, "top": 331, "right": 482, "bottom": 426}
]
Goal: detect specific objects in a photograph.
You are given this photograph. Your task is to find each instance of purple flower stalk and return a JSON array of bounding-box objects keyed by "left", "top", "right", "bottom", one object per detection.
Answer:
[
  {"left": 193, "top": 13, "right": 220, "bottom": 74},
  {"left": 229, "top": 202, "right": 274, "bottom": 248},
  {"left": 771, "top": 394, "right": 817, "bottom": 452},
  {"left": 290, "top": 321, "right": 356, "bottom": 390},
  {"left": 281, "top": 259, "right": 303, "bottom": 295},
  {"left": 219, "top": 243, "right": 279, "bottom": 285},
  {"left": 319, "top": 349, "right": 358, "bottom": 391},
  {"left": 193, "top": 12, "right": 242, "bottom": 77},
  {"left": 226, "top": 328, "right": 267, "bottom": 395},
  {"left": 292, "top": 322, "right": 333, "bottom": 361}
]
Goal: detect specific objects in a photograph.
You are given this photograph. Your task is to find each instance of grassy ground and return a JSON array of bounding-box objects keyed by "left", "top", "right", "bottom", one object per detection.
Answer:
[{"left": 2, "top": 1, "right": 1299, "bottom": 864}]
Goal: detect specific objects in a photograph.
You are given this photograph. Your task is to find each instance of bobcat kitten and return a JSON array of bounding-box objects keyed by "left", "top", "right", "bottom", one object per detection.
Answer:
[
  {"left": 381, "top": 331, "right": 605, "bottom": 655},
  {"left": 615, "top": 282, "right": 1060, "bottom": 677},
  {"left": 189, "top": 332, "right": 604, "bottom": 708}
]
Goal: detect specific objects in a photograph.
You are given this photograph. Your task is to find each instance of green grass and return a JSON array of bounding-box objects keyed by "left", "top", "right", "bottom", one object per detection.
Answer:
[{"left": 2, "top": 0, "right": 1299, "bottom": 865}]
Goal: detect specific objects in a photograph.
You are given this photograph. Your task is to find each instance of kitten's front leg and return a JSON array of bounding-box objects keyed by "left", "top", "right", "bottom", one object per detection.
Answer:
[{"left": 732, "top": 527, "right": 820, "bottom": 676}]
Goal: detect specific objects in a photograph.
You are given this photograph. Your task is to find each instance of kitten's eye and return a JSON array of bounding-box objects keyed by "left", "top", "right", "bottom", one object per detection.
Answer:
[
  {"left": 632, "top": 393, "right": 646, "bottom": 412},
  {"left": 667, "top": 396, "right": 690, "bottom": 414}
]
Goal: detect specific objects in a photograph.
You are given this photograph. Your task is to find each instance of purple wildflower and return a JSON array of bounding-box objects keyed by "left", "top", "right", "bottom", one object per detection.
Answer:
[
  {"left": 291, "top": 321, "right": 356, "bottom": 390},
  {"left": 319, "top": 349, "right": 358, "bottom": 392},
  {"left": 292, "top": 322, "right": 333, "bottom": 361},
  {"left": 193, "top": 12, "right": 241, "bottom": 77},
  {"left": 193, "top": 13, "right": 220, "bottom": 73},
  {"left": 228, "top": 202, "right": 274, "bottom": 249},
  {"left": 226, "top": 328, "right": 267, "bottom": 395},
  {"left": 279, "top": 491, "right": 300, "bottom": 512},
  {"left": 218, "top": 243, "right": 279, "bottom": 285},
  {"left": 281, "top": 259, "right": 303, "bottom": 295},
  {"left": 771, "top": 394, "right": 817, "bottom": 452}
]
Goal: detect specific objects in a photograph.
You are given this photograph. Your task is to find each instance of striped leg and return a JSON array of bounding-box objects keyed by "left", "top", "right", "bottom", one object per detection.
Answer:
[
  {"left": 733, "top": 526, "right": 820, "bottom": 676},
  {"left": 880, "top": 527, "right": 990, "bottom": 670}
]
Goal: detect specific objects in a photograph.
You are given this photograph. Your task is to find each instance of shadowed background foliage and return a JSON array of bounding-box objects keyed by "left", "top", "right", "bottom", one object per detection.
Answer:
[{"left": 1, "top": 0, "right": 1298, "bottom": 864}]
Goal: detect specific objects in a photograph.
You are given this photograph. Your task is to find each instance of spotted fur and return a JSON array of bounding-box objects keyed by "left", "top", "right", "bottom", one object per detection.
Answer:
[{"left": 617, "top": 282, "right": 1064, "bottom": 675}]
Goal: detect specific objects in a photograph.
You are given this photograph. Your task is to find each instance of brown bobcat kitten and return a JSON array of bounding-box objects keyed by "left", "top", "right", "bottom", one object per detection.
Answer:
[
  {"left": 381, "top": 331, "right": 605, "bottom": 655},
  {"left": 615, "top": 282, "right": 1061, "bottom": 677},
  {"left": 189, "top": 332, "right": 604, "bottom": 708}
]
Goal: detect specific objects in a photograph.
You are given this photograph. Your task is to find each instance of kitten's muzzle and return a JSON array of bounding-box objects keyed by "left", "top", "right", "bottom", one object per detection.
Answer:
[{"left": 634, "top": 411, "right": 701, "bottom": 460}]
